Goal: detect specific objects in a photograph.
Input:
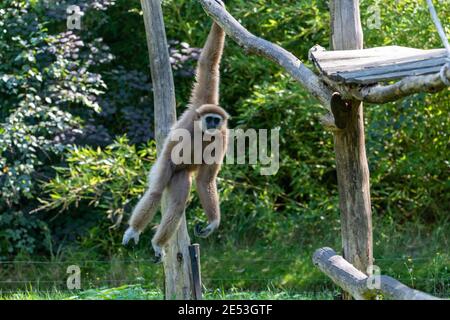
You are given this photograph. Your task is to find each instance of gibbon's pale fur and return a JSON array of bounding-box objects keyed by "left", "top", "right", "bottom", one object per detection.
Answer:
[{"left": 123, "top": 10, "right": 228, "bottom": 262}]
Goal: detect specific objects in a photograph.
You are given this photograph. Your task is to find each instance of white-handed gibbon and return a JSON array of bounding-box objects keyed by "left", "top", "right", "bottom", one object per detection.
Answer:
[{"left": 122, "top": 6, "right": 228, "bottom": 263}]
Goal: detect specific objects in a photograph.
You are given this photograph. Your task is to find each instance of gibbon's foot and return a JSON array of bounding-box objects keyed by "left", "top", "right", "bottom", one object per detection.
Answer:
[
  {"left": 194, "top": 222, "right": 218, "bottom": 238},
  {"left": 152, "top": 244, "right": 165, "bottom": 264},
  {"left": 122, "top": 227, "right": 140, "bottom": 246}
]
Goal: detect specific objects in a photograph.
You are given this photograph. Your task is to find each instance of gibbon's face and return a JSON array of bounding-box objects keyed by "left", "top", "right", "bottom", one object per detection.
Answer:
[
  {"left": 200, "top": 113, "right": 225, "bottom": 134},
  {"left": 195, "top": 104, "right": 229, "bottom": 134},
  {"left": 203, "top": 113, "right": 223, "bottom": 130}
]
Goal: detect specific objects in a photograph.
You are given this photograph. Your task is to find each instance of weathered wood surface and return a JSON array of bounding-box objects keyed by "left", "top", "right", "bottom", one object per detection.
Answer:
[
  {"left": 336, "top": 66, "right": 450, "bottom": 103},
  {"left": 310, "top": 45, "right": 448, "bottom": 84},
  {"left": 313, "top": 247, "right": 441, "bottom": 300},
  {"left": 189, "top": 244, "right": 203, "bottom": 300},
  {"left": 141, "top": 0, "right": 193, "bottom": 300},
  {"left": 330, "top": 1, "right": 373, "bottom": 298}
]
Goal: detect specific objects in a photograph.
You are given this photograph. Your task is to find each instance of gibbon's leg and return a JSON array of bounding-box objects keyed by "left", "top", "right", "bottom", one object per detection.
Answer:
[
  {"left": 122, "top": 155, "right": 173, "bottom": 245},
  {"left": 151, "top": 170, "right": 192, "bottom": 263},
  {"left": 194, "top": 164, "right": 221, "bottom": 238}
]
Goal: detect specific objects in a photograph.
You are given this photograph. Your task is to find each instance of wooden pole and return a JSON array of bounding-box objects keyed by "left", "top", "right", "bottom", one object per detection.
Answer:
[
  {"left": 189, "top": 244, "right": 203, "bottom": 300},
  {"left": 140, "top": 0, "right": 193, "bottom": 300},
  {"left": 313, "top": 247, "right": 440, "bottom": 300},
  {"left": 329, "top": 0, "right": 373, "bottom": 298}
]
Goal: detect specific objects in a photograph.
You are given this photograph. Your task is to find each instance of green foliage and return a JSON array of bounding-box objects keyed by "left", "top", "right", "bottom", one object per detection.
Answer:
[
  {"left": 39, "top": 137, "right": 155, "bottom": 228},
  {"left": 212, "top": 75, "right": 339, "bottom": 245},
  {"left": 0, "top": 210, "right": 49, "bottom": 255},
  {"left": 38, "top": 0, "right": 449, "bottom": 249},
  {"left": 0, "top": 0, "right": 113, "bottom": 257},
  {"left": 367, "top": 92, "right": 450, "bottom": 222}
]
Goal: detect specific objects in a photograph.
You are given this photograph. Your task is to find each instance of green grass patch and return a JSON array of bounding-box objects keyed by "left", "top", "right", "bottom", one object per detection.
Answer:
[
  {"left": 0, "top": 285, "right": 337, "bottom": 300},
  {"left": 1, "top": 219, "right": 448, "bottom": 299}
]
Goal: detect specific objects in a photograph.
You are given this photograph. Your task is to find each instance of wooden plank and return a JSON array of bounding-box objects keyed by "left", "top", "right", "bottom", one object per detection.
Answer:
[
  {"left": 314, "top": 45, "right": 424, "bottom": 60},
  {"left": 351, "top": 65, "right": 444, "bottom": 84},
  {"left": 312, "top": 46, "right": 444, "bottom": 65},
  {"left": 310, "top": 45, "right": 447, "bottom": 84},
  {"left": 317, "top": 48, "right": 445, "bottom": 71},
  {"left": 334, "top": 59, "right": 446, "bottom": 84},
  {"left": 189, "top": 244, "right": 203, "bottom": 300},
  {"left": 323, "top": 54, "right": 444, "bottom": 75},
  {"left": 337, "top": 56, "right": 447, "bottom": 79}
]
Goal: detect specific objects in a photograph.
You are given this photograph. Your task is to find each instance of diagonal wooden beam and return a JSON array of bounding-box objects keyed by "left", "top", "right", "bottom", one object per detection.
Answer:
[{"left": 198, "top": 0, "right": 334, "bottom": 110}]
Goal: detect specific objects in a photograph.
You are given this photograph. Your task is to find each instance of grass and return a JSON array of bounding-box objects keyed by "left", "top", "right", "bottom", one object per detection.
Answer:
[
  {"left": 1, "top": 218, "right": 448, "bottom": 300},
  {"left": 0, "top": 284, "right": 337, "bottom": 300}
]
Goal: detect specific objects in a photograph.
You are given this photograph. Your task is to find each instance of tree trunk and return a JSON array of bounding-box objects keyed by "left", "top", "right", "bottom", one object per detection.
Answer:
[
  {"left": 330, "top": 0, "right": 373, "bottom": 299},
  {"left": 140, "top": 0, "right": 193, "bottom": 300}
]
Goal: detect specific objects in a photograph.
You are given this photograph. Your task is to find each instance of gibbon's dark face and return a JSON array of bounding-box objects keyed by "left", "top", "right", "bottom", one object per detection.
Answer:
[
  {"left": 205, "top": 114, "right": 222, "bottom": 129},
  {"left": 201, "top": 112, "right": 224, "bottom": 132}
]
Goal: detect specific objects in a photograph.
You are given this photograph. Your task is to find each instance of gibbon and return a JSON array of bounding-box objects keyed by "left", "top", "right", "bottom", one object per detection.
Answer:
[{"left": 122, "top": 9, "right": 228, "bottom": 263}]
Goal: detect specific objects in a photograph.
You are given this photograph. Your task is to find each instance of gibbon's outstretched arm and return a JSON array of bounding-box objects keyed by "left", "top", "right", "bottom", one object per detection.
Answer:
[{"left": 189, "top": 20, "right": 225, "bottom": 107}]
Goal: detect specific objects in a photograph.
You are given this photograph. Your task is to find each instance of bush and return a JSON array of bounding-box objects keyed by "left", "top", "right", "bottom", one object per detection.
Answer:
[
  {"left": 0, "top": 0, "right": 115, "bottom": 257},
  {"left": 39, "top": 137, "right": 155, "bottom": 229}
]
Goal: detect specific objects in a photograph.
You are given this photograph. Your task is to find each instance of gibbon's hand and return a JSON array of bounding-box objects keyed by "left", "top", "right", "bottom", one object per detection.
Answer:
[
  {"left": 122, "top": 227, "right": 140, "bottom": 245},
  {"left": 152, "top": 244, "right": 165, "bottom": 264},
  {"left": 194, "top": 222, "right": 217, "bottom": 238}
]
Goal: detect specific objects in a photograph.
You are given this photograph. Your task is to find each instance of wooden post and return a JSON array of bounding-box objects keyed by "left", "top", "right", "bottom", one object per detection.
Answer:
[
  {"left": 188, "top": 244, "right": 203, "bottom": 300},
  {"left": 329, "top": 0, "right": 373, "bottom": 294},
  {"left": 140, "top": 0, "right": 193, "bottom": 300}
]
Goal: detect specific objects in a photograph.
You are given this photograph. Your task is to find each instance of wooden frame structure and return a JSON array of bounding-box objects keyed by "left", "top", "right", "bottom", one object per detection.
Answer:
[{"left": 139, "top": 0, "right": 448, "bottom": 299}]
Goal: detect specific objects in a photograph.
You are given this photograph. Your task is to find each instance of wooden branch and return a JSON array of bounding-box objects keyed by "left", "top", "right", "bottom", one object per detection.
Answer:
[
  {"left": 198, "top": 0, "right": 333, "bottom": 110},
  {"left": 342, "top": 68, "right": 450, "bottom": 103},
  {"left": 313, "top": 247, "right": 441, "bottom": 300},
  {"left": 141, "top": 0, "right": 193, "bottom": 300}
]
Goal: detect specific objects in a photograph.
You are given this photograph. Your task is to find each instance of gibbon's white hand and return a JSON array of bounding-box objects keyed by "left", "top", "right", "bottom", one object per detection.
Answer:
[{"left": 122, "top": 227, "right": 140, "bottom": 245}]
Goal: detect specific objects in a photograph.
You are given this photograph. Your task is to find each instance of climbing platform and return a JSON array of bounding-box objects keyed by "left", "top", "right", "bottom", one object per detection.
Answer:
[{"left": 309, "top": 45, "right": 448, "bottom": 85}]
